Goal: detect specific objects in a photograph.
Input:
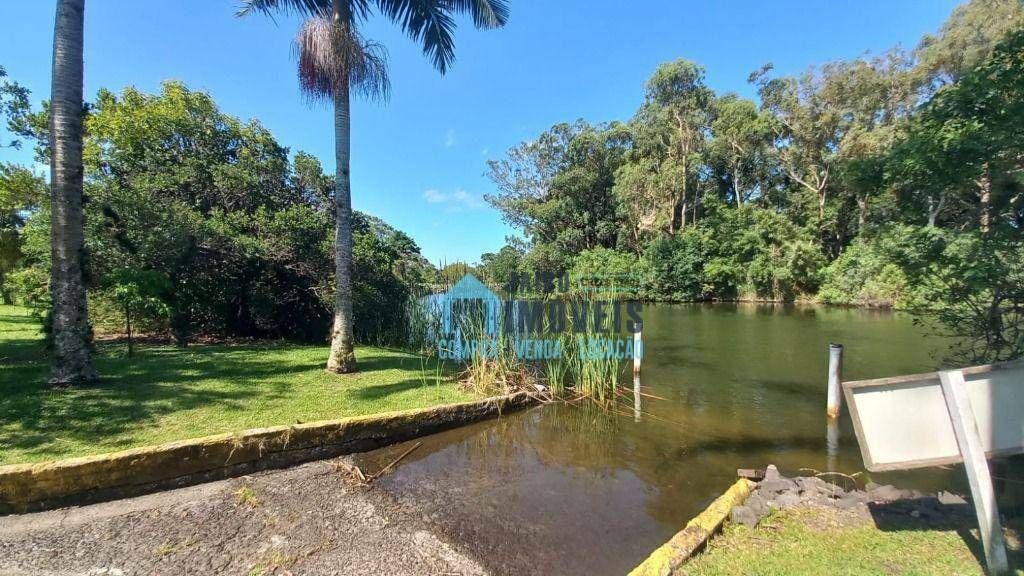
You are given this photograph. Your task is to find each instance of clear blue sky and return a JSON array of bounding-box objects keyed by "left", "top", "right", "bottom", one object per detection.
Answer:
[{"left": 1, "top": 0, "right": 961, "bottom": 264}]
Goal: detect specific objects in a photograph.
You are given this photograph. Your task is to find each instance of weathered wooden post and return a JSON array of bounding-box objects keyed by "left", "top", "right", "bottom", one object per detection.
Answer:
[
  {"left": 826, "top": 343, "right": 844, "bottom": 419},
  {"left": 633, "top": 322, "right": 643, "bottom": 376}
]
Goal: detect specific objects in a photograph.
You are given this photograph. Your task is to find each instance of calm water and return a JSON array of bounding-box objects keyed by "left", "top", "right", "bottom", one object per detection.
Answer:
[{"left": 355, "top": 304, "right": 964, "bottom": 575}]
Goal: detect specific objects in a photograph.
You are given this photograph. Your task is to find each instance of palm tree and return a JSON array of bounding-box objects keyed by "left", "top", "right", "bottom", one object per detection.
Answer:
[
  {"left": 240, "top": 0, "right": 509, "bottom": 374},
  {"left": 49, "top": 0, "right": 97, "bottom": 385}
]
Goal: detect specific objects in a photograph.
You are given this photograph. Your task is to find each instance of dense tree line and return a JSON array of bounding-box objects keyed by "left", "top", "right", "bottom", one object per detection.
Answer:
[
  {"left": 4, "top": 0, "right": 507, "bottom": 384},
  {"left": 485, "top": 0, "right": 1021, "bottom": 299},
  {"left": 480, "top": 0, "right": 1024, "bottom": 362},
  {"left": 2, "top": 81, "right": 431, "bottom": 346}
]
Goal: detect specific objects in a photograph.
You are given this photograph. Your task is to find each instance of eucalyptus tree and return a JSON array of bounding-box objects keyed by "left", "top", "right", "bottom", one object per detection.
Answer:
[
  {"left": 708, "top": 94, "right": 773, "bottom": 208},
  {"left": 49, "top": 0, "right": 98, "bottom": 385},
  {"left": 914, "top": 0, "right": 1024, "bottom": 92},
  {"left": 640, "top": 60, "right": 714, "bottom": 233},
  {"left": 240, "top": 0, "right": 509, "bottom": 374},
  {"left": 614, "top": 60, "right": 713, "bottom": 238}
]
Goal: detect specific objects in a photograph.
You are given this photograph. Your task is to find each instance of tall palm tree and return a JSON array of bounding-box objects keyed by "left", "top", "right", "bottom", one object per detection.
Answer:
[
  {"left": 240, "top": 0, "right": 509, "bottom": 374},
  {"left": 49, "top": 0, "right": 97, "bottom": 385}
]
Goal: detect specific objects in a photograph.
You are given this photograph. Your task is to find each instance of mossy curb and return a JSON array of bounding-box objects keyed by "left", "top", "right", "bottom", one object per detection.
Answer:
[
  {"left": 0, "top": 392, "right": 536, "bottom": 515},
  {"left": 629, "top": 478, "right": 755, "bottom": 576}
]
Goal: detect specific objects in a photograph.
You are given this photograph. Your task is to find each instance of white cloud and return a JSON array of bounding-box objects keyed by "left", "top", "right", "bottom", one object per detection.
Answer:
[
  {"left": 422, "top": 188, "right": 485, "bottom": 212},
  {"left": 444, "top": 128, "right": 456, "bottom": 149}
]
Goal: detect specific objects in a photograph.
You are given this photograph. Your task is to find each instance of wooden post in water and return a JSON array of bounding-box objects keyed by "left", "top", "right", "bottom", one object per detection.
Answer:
[
  {"left": 633, "top": 322, "right": 643, "bottom": 376},
  {"left": 826, "top": 343, "right": 843, "bottom": 419}
]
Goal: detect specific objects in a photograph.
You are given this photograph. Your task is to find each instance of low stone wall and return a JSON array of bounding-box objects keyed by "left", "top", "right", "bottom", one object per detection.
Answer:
[
  {"left": 628, "top": 478, "right": 755, "bottom": 576},
  {"left": 0, "top": 392, "right": 536, "bottom": 515}
]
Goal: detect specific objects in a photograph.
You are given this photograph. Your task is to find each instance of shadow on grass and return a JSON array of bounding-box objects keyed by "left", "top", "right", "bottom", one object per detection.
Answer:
[
  {"left": 349, "top": 351, "right": 459, "bottom": 402},
  {"left": 868, "top": 499, "right": 1024, "bottom": 572},
  {"left": 0, "top": 340, "right": 318, "bottom": 462},
  {"left": 0, "top": 325, "right": 466, "bottom": 463},
  {"left": 353, "top": 377, "right": 435, "bottom": 402}
]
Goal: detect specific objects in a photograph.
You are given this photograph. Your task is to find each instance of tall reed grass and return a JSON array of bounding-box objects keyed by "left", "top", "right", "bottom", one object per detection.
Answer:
[{"left": 403, "top": 286, "right": 633, "bottom": 410}]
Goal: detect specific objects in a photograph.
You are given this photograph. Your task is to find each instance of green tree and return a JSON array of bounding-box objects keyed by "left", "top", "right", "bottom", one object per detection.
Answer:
[
  {"left": 708, "top": 94, "right": 773, "bottom": 208},
  {"left": 479, "top": 244, "right": 523, "bottom": 287},
  {"left": 914, "top": 0, "right": 1024, "bottom": 91},
  {"left": 241, "top": 0, "right": 509, "bottom": 374},
  {"left": 0, "top": 164, "right": 45, "bottom": 303},
  {"left": 487, "top": 121, "right": 629, "bottom": 265},
  {"left": 623, "top": 60, "right": 714, "bottom": 235},
  {"left": 107, "top": 268, "right": 171, "bottom": 357},
  {"left": 890, "top": 28, "right": 1024, "bottom": 234},
  {"left": 0, "top": 65, "right": 31, "bottom": 150},
  {"left": 49, "top": 0, "right": 98, "bottom": 385}
]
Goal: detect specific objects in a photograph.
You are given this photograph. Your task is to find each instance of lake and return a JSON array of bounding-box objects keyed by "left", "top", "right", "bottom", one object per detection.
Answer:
[{"left": 354, "top": 303, "right": 964, "bottom": 575}]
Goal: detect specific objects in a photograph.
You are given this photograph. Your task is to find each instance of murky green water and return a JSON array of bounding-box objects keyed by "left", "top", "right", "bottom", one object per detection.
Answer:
[{"left": 356, "top": 304, "right": 964, "bottom": 575}]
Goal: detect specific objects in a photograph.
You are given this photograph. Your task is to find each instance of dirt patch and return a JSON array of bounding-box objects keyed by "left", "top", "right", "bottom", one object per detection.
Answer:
[{"left": 0, "top": 458, "right": 489, "bottom": 576}]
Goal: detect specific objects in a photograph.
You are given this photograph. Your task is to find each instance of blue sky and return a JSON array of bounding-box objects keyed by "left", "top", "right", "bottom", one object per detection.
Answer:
[{"left": 1, "top": 0, "right": 961, "bottom": 264}]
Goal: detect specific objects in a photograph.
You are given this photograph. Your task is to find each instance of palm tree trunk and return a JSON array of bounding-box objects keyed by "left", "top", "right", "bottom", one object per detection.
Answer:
[
  {"left": 326, "top": 78, "right": 357, "bottom": 373},
  {"left": 48, "top": 0, "right": 97, "bottom": 385}
]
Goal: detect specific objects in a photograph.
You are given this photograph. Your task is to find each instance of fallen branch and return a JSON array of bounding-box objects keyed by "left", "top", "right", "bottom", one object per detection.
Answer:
[{"left": 335, "top": 441, "right": 423, "bottom": 487}]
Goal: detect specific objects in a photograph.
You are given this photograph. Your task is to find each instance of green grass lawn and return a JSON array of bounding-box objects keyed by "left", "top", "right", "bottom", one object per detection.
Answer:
[
  {"left": 682, "top": 506, "right": 1023, "bottom": 575},
  {"left": 0, "top": 305, "right": 478, "bottom": 466}
]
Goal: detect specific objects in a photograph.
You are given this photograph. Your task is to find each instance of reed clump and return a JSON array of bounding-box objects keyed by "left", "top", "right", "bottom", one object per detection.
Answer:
[{"left": 404, "top": 286, "right": 635, "bottom": 410}]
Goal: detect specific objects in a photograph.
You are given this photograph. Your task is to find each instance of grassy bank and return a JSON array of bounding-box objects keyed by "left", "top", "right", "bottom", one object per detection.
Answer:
[
  {"left": 683, "top": 505, "right": 1023, "bottom": 575},
  {"left": 0, "top": 305, "right": 477, "bottom": 466}
]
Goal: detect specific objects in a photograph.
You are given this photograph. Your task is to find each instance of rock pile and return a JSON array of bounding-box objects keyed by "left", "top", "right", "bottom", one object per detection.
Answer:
[{"left": 729, "top": 465, "right": 970, "bottom": 528}]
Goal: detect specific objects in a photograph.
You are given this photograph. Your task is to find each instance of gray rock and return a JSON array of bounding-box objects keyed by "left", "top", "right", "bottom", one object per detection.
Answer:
[
  {"left": 731, "top": 505, "right": 759, "bottom": 528},
  {"left": 760, "top": 478, "right": 798, "bottom": 494},
  {"left": 848, "top": 490, "right": 869, "bottom": 502},
  {"left": 937, "top": 491, "right": 967, "bottom": 506},
  {"left": 795, "top": 476, "right": 832, "bottom": 496},
  {"left": 775, "top": 492, "right": 802, "bottom": 509},
  {"left": 800, "top": 485, "right": 821, "bottom": 500},
  {"left": 834, "top": 496, "right": 863, "bottom": 509},
  {"left": 764, "top": 464, "right": 782, "bottom": 482},
  {"left": 819, "top": 483, "right": 846, "bottom": 499},
  {"left": 867, "top": 484, "right": 905, "bottom": 502},
  {"left": 745, "top": 494, "right": 770, "bottom": 517}
]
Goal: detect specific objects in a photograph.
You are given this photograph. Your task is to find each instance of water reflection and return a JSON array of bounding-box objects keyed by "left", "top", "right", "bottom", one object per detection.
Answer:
[{"left": 355, "top": 303, "right": 969, "bottom": 576}]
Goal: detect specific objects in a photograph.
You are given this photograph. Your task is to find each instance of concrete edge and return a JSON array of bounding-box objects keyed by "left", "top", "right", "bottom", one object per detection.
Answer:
[
  {"left": 628, "top": 478, "right": 755, "bottom": 576},
  {"left": 0, "top": 391, "right": 538, "bottom": 515}
]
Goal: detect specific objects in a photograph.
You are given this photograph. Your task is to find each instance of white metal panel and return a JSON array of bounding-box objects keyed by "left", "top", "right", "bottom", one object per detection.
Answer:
[
  {"left": 844, "top": 362, "right": 1024, "bottom": 471},
  {"left": 850, "top": 378, "right": 959, "bottom": 469},
  {"left": 964, "top": 368, "right": 1024, "bottom": 454}
]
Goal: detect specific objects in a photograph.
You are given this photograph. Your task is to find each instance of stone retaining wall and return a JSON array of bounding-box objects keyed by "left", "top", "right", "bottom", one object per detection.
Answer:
[{"left": 0, "top": 392, "right": 536, "bottom": 515}]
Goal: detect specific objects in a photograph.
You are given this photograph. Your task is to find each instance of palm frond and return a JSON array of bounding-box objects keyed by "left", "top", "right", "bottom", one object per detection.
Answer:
[
  {"left": 237, "top": 0, "right": 329, "bottom": 18},
  {"left": 444, "top": 0, "right": 509, "bottom": 28},
  {"left": 377, "top": 0, "right": 455, "bottom": 73},
  {"left": 242, "top": 0, "right": 509, "bottom": 74},
  {"left": 376, "top": 0, "right": 507, "bottom": 74},
  {"left": 295, "top": 18, "right": 390, "bottom": 103}
]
